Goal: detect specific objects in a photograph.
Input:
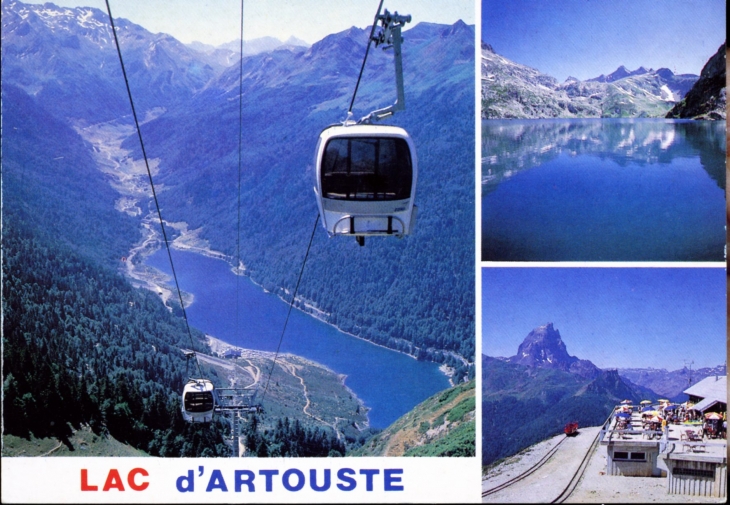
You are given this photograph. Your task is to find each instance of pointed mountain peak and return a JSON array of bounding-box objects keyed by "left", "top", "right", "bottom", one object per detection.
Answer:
[
  {"left": 606, "top": 65, "right": 631, "bottom": 81},
  {"left": 507, "top": 323, "right": 601, "bottom": 379},
  {"left": 445, "top": 19, "right": 470, "bottom": 35},
  {"left": 509, "top": 323, "right": 572, "bottom": 366},
  {"left": 283, "top": 35, "right": 309, "bottom": 47}
]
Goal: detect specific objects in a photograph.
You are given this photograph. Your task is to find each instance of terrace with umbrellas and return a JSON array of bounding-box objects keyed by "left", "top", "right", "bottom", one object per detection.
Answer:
[{"left": 599, "top": 375, "right": 727, "bottom": 498}]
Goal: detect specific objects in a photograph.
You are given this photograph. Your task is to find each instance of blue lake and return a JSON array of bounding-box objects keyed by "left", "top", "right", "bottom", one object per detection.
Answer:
[
  {"left": 482, "top": 119, "right": 726, "bottom": 261},
  {"left": 146, "top": 248, "right": 449, "bottom": 428}
]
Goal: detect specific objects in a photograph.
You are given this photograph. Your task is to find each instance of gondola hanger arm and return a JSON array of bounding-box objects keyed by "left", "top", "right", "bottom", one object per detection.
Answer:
[{"left": 358, "top": 10, "right": 411, "bottom": 125}]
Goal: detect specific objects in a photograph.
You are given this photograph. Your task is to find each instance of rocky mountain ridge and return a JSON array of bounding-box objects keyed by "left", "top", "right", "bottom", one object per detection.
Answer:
[
  {"left": 618, "top": 363, "right": 728, "bottom": 400},
  {"left": 186, "top": 35, "right": 310, "bottom": 69},
  {"left": 2, "top": 0, "right": 223, "bottom": 122},
  {"left": 481, "top": 41, "right": 701, "bottom": 119},
  {"left": 666, "top": 42, "right": 726, "bottom": 120}
]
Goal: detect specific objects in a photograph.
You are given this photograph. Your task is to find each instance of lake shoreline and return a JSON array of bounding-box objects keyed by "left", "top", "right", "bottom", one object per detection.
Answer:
[{"left": 130, "top": 222, "right": 461, "bottom": 384}]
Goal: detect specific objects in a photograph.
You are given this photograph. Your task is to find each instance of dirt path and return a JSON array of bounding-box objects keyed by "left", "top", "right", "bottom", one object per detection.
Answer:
[
  {"left": 274, "top": 360, "right": 343, "bottom": 440},
  {"left": 39, "top": 441, "right": 64, "bottom": 457}
]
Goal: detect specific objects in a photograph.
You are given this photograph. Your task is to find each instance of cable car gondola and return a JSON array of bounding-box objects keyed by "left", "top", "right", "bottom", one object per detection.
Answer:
[
  {"left": 314, "top": 123, "right": 417, "bottom": 242},
  {"left": 314, "top": 8, "right": 415, "bottom": 246},
  {"left": 181, "top": 378, "right": 216, "bottom": 423}
]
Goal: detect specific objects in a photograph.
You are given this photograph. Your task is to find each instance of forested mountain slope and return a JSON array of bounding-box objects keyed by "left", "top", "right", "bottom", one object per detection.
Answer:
[
  {"left": 2, "top": 83, "right": 139, "bottom": 266},
  {"left": 3, "top": 1, "right": 476, "bottom": 376},
  {"left": 126, "top": 21, "right": 477, "bottom": 370},
  {"left": 2, "top": 219, "right": 228, "bottom": 456}
]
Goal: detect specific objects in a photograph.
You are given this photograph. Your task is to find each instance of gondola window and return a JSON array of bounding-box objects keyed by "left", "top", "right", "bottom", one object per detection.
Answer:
[
  {"left": 322, "top": 137, "right": 412, "bottom": 201},
  {"left": 184, "top": 392, "right": 215, "bottom": 412}
]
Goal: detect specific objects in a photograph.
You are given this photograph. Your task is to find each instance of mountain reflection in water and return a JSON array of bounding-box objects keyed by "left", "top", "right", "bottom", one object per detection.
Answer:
[{"left": 482, "top": 119, "right": 726, "bottom": 261}]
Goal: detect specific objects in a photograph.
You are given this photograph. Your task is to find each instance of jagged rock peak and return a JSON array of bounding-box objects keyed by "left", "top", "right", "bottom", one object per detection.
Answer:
[
  {"left": 482, "top": 41, "right": 495, "bottom": 53},
  {"left": 511, "top": 323, "right": 572, "bottom": 366},
  {"left": 507, "top": 323, "right": 601, "bottom": 379}
]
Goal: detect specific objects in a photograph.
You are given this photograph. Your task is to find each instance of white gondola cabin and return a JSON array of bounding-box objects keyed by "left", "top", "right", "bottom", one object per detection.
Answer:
[
  {"left": 182, "top": 378, "right": 216, "bottom": 423},
  {"left": 314, "top": 123, "right": 417, "bottom": 243}
]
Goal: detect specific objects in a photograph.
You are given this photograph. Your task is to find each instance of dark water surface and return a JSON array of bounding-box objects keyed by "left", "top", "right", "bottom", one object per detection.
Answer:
[
  {"left": 482, "top": 119, "right": 726, "bottom": 261},
  {"left": 147, "top": 249, "right": 449, "bottom": 428}
]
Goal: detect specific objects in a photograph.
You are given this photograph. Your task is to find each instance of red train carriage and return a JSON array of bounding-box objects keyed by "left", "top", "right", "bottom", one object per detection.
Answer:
[{"left": 565, "top": 422, "right": 579, "bottom": 436}]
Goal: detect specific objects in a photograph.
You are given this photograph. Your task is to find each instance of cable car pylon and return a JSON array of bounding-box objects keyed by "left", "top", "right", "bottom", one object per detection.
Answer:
[{"left": 314, "top": 6, "right": 417, "bottom": 246}]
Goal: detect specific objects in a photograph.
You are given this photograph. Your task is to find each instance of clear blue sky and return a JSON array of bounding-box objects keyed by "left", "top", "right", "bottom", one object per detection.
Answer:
[
  {"left": 26, "top": 0, "right": 474, "bottom": 46},
  {"left": 482, "top": 267, "right": 727, "bottom": 371},
  {"left": 482, "top": 0, "right": 726, "bottom": 81}
]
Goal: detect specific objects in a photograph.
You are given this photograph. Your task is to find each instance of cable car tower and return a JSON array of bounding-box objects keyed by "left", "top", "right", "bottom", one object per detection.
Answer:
[
  {"left": 180, "top": 349, "right": 262, "bottom": 456},
  {"left": 314, "top": 7, "right": 417, "bottom": 246}
]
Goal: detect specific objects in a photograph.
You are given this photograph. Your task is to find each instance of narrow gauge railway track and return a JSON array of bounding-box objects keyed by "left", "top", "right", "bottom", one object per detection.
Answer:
[
  {"left": 481, "top": 436, "right": 567, "bottom": 498},
  {"left": 551, "top": 410, "right": 614, "bottom": 503},
  {"left": 482, "top": 411, "right": 614, "bottom": 502},
  {"left": 550, "top": 426, "right": 603, "bottom": 503}
]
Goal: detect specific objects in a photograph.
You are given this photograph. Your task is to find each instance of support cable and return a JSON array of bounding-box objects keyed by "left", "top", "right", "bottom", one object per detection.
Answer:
[
  {"left": 235, "top": 0, "right": 245, "bottom": 356},
  {"left": 347, "top": 0, "right": 385, "bottom": 114},
  {"left": 260, "top": 214, "right": 319, "bottom": 403},
  {"left": 104, "top": 0, "right": 202, "bottom": 378}
]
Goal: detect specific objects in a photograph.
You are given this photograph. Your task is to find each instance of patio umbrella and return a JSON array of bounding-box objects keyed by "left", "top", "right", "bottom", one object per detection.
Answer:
[
  {"left": 621, "top": 399, "right": 632, "bottom": 404},
  {"left": 658, "top": 399, "right": 669, "bottom": 403},
  {"left": 640, "top": 400, "right": 652, "bottom": 405},
  {"left": 705, "top": 413, "right": 721, "bottom": 420},
  {"left": 650, "top": 416, "right": 662, "bottom": 422}
]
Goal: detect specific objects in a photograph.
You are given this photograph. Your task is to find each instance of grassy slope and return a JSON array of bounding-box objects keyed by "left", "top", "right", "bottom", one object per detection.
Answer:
[
  {"left": 196, "top": 349, "right": 369, "bottom": 441},
  {"left": 2, "top": 425, "right": 148, "bottom": 457},
  {"left": 352, "top": 380, "right": 476, "bottom": 457}
]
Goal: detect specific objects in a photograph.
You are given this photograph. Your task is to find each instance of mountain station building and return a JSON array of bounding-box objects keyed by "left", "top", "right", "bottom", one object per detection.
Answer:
[
  {"left": 660, "top": 375, "right": 727, "bottom": 498},
  {"left": 601, "top": 377, "right": 727, "bottom": 499}
]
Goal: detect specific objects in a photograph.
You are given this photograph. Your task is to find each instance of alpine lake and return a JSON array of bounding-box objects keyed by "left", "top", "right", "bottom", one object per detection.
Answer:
[
  {"left": 146, "top": 248, "right": 450, "bottom": 429},
  {"left": 482, "top": 118, "right": 726, "bottom": 262}
]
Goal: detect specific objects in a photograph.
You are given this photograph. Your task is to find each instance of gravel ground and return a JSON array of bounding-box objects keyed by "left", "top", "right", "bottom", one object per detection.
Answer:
[
  {"left": 482, "top": 433, "right": 565, "bottom": 490},
  {"left": 567, "top": 444, "right": 725, "bottom": 503}
]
